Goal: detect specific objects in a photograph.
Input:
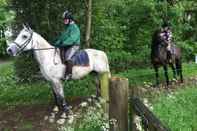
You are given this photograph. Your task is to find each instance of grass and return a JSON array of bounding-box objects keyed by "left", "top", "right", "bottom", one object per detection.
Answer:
[
  {"left": 0, "top": 62, "right": 52, "bottom": 106},
  {"left": 116, "top": 62, "right": 197, "bottom": 86},
  {"left": 152, "top": 86, "right": 197, "bottom": 131}
]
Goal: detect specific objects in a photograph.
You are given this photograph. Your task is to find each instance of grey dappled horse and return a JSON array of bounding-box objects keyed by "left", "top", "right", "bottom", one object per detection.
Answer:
[{"left": 7, "top": 25, "right": 110, "bottom": 124}]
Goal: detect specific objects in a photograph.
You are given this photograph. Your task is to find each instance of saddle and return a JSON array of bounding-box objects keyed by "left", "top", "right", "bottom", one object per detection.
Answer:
[{"left": 60, "top": 49, "right": 89, "bottom": 67}]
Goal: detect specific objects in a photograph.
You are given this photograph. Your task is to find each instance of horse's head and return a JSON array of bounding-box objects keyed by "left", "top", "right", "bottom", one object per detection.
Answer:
[{"left": 7, "top": 25, "right": 33, "bottom": 56}]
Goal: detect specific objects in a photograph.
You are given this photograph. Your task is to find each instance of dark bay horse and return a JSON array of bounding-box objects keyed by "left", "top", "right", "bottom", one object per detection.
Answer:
[{"left": 151, "top": 29, "right": 183, "bottom": 86}]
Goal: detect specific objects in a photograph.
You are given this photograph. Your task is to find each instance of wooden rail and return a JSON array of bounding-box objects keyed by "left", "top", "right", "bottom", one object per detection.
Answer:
[{"left": 131, "top": 97, "right": 171, "bottom": 131}]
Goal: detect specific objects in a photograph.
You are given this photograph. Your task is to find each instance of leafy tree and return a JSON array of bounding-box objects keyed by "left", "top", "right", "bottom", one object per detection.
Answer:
[{"left": 0, "top": 0, "right": 15, "bottom": 57}]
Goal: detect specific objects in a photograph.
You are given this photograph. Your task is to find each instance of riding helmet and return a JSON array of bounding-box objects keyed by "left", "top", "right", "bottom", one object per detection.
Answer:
[{"left": 62, "top": 10, "right": 73, "bottom": 20}]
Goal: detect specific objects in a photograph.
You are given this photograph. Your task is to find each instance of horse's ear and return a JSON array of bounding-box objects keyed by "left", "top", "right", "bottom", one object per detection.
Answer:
[
  {"left": 23, "top": 24, "right": 28, "bottom": 30},
  {"left": 23, "top": 23, "right": 33, "bottom": 31}
]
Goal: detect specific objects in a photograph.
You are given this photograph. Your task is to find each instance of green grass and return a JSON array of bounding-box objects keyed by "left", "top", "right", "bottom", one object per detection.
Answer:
[
  {"left": 116, "top": 62, "right": 197, "bottom": 86},
  {"left": 153, "top": 86, "right": 197, "bottom": 131}
]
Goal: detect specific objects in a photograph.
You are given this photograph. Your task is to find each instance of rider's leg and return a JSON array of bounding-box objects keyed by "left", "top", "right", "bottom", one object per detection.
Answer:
[{"left": 64, "top": 45, "right": 80, "bottom": 79}]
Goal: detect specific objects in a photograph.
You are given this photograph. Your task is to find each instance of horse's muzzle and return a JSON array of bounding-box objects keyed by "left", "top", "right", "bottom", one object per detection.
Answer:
[
  {"left": 6, "top": 44, "right": 18, "bottom": 56},
  {"left": 7, "top": 48, "right": 13, "bottom": 56}
]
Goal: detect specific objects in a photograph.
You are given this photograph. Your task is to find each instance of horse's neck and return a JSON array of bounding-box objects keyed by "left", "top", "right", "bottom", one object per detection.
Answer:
[{"left": 32, "top": 32, "right": 60, "bottom": 65}]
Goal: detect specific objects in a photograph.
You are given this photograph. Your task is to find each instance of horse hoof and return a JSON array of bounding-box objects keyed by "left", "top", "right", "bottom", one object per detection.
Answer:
[{"left": 56, "top": 118, "right": 66, "bottom": 125}]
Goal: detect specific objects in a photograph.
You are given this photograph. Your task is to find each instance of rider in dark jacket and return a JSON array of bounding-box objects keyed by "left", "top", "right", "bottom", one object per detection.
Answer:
[{"left": 52, "top": 10, "right": 80, "bottom": 79}]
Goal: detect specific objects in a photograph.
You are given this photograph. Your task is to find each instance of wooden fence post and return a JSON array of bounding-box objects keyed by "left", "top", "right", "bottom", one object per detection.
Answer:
[
  {"left": 100, "top": 72, "right": 110, "bottom": 113},
  {"left": 109, "top": 77, "right": 129, "bottom": 131}
]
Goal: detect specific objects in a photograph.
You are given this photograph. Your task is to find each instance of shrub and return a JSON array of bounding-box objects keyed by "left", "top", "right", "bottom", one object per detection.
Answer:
[
  {"left": 0, "top": 38, "right": 8, "bottom": 57},
  {"left": 13, "top": 52, "right": 40, "bottom": 82},
  {"left": 107, "top": 51, "right": 151, "bottom": 73}
]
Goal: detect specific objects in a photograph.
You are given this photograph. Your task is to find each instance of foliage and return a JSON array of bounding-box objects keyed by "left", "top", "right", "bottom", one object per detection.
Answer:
[
  {"left": 13, "top": 52, "right": 40, "bottom": 82},
  {"left": 74, "top": 107, "right": 108, "bottom": 131},
  {"left": 0, "top": 0, "right": 15, "bottom": 57},
  {"left": 153, "top": 86, "right": 197, "bottom": 130},
  {"left": 6, "top": 0, "right": 197, "bottom": 80},
  {"left": 108, "top": 51, "right": 150, "bottom": 72},
  {"left": 0, "top": 38, "right": 7, "bottom": 57}
]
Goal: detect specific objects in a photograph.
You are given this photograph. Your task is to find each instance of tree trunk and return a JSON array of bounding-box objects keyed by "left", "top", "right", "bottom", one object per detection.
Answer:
[{"left": 85, "top": 0, "right": 92, "bottom": 48}]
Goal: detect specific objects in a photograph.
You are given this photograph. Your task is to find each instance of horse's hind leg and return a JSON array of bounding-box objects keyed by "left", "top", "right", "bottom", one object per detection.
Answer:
[
  {"left": 154, "top": 66, "right": 159, "bottom": 87},
  {"left": 95, "top": 74, "right": 101, "bottom": 98},
  {"left": 176, "top": 59, "right": 183, "bottom": 83},
  {"left": 170, "top": 63, "right": 177, "bottom": 80},
  {"left": 163, "top": 65, "right": 169, "bottom": 86}
]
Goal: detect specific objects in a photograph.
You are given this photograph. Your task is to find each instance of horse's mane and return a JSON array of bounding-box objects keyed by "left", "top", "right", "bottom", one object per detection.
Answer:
[
  {"left": 152, "top": 29, "right": 162, "bottom": 46},
  {"left": 34, "top": 32, "right": 54, "bottom": 49}
]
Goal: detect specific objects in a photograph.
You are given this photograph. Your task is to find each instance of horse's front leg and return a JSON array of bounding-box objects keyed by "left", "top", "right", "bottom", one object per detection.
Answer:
[
  {"left": 163, "top": 65, "right": 169, "bottom": 86},
  {"left": 51, "top": 79, "right": 69, "bottom": 124},
  {"left": 51, "top": 88, "right": 59, "bottom": 112}
]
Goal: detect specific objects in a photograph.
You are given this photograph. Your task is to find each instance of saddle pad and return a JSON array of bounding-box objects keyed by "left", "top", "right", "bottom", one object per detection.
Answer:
[{"left": 71, "top": 50, "right": 89, "bottom": 66}]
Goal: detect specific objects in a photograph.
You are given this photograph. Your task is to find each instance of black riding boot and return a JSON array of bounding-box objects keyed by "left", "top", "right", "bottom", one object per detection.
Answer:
[{"left": 64, "top": 60, "right": 73, "bottom": 80}]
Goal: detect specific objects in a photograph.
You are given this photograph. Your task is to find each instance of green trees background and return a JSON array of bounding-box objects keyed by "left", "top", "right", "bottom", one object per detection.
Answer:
[
  {"left": 0, "top": 0, "right": 196, "bottom": 80},
  {"left": 0, "top": 0, "right": 14, "bottom": 57}
]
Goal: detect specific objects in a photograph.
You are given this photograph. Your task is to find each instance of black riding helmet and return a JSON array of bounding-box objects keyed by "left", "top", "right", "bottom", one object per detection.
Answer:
[{"left": 62, "top": 10, "right": 73, "bottom": 20}]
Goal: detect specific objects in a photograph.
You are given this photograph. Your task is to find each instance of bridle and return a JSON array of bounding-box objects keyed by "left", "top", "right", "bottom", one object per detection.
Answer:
[{"left": 13, "top": 30, "right": 34, "bottom": 55}]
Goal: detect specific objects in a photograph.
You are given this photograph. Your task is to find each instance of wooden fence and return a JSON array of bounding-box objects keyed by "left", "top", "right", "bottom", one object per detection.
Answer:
[{"left": 101, "top": 76, "right": 171, "bottom": 131}]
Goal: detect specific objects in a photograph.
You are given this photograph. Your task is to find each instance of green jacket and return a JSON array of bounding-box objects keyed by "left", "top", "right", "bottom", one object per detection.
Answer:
[{"left": 53, "top": 23, "right": 80, "bottom": 47}]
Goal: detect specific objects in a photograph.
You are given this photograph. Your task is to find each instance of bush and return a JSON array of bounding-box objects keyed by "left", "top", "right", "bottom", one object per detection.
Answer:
[
  {"left": 13, "top": 52, "right": 40, "bottom": 82},
  {"left": 177, "top": 40, "right": 197, "bottom": 62},
  {"left": 108, "top": 51, "right": 151, "bottom": 73},
  {"left": 0, "top": 38, "right": 8, "bottom": 57}
]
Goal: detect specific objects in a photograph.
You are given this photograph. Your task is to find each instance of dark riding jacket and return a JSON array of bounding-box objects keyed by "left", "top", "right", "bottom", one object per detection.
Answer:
[{"left": 52, "top": 23, "right": 80, "bottom": 47}]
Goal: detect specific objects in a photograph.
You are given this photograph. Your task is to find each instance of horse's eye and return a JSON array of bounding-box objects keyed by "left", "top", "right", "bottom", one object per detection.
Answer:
[{"left": 22, "top": 35, "right": 28, "bottom": 39}]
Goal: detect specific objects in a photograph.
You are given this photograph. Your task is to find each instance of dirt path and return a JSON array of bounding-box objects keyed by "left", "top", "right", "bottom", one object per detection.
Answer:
[
  {"left": 0, "top": 97, "right": 88, "bottom": 131},
  {"left": 0, "top": 105, "right": 58, "bottom": 131}
]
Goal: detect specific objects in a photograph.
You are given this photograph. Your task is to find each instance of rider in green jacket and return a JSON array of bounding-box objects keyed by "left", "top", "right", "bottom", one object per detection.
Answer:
[{"left": 52, "top": 10, "right": 80, "bottom": 80}]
